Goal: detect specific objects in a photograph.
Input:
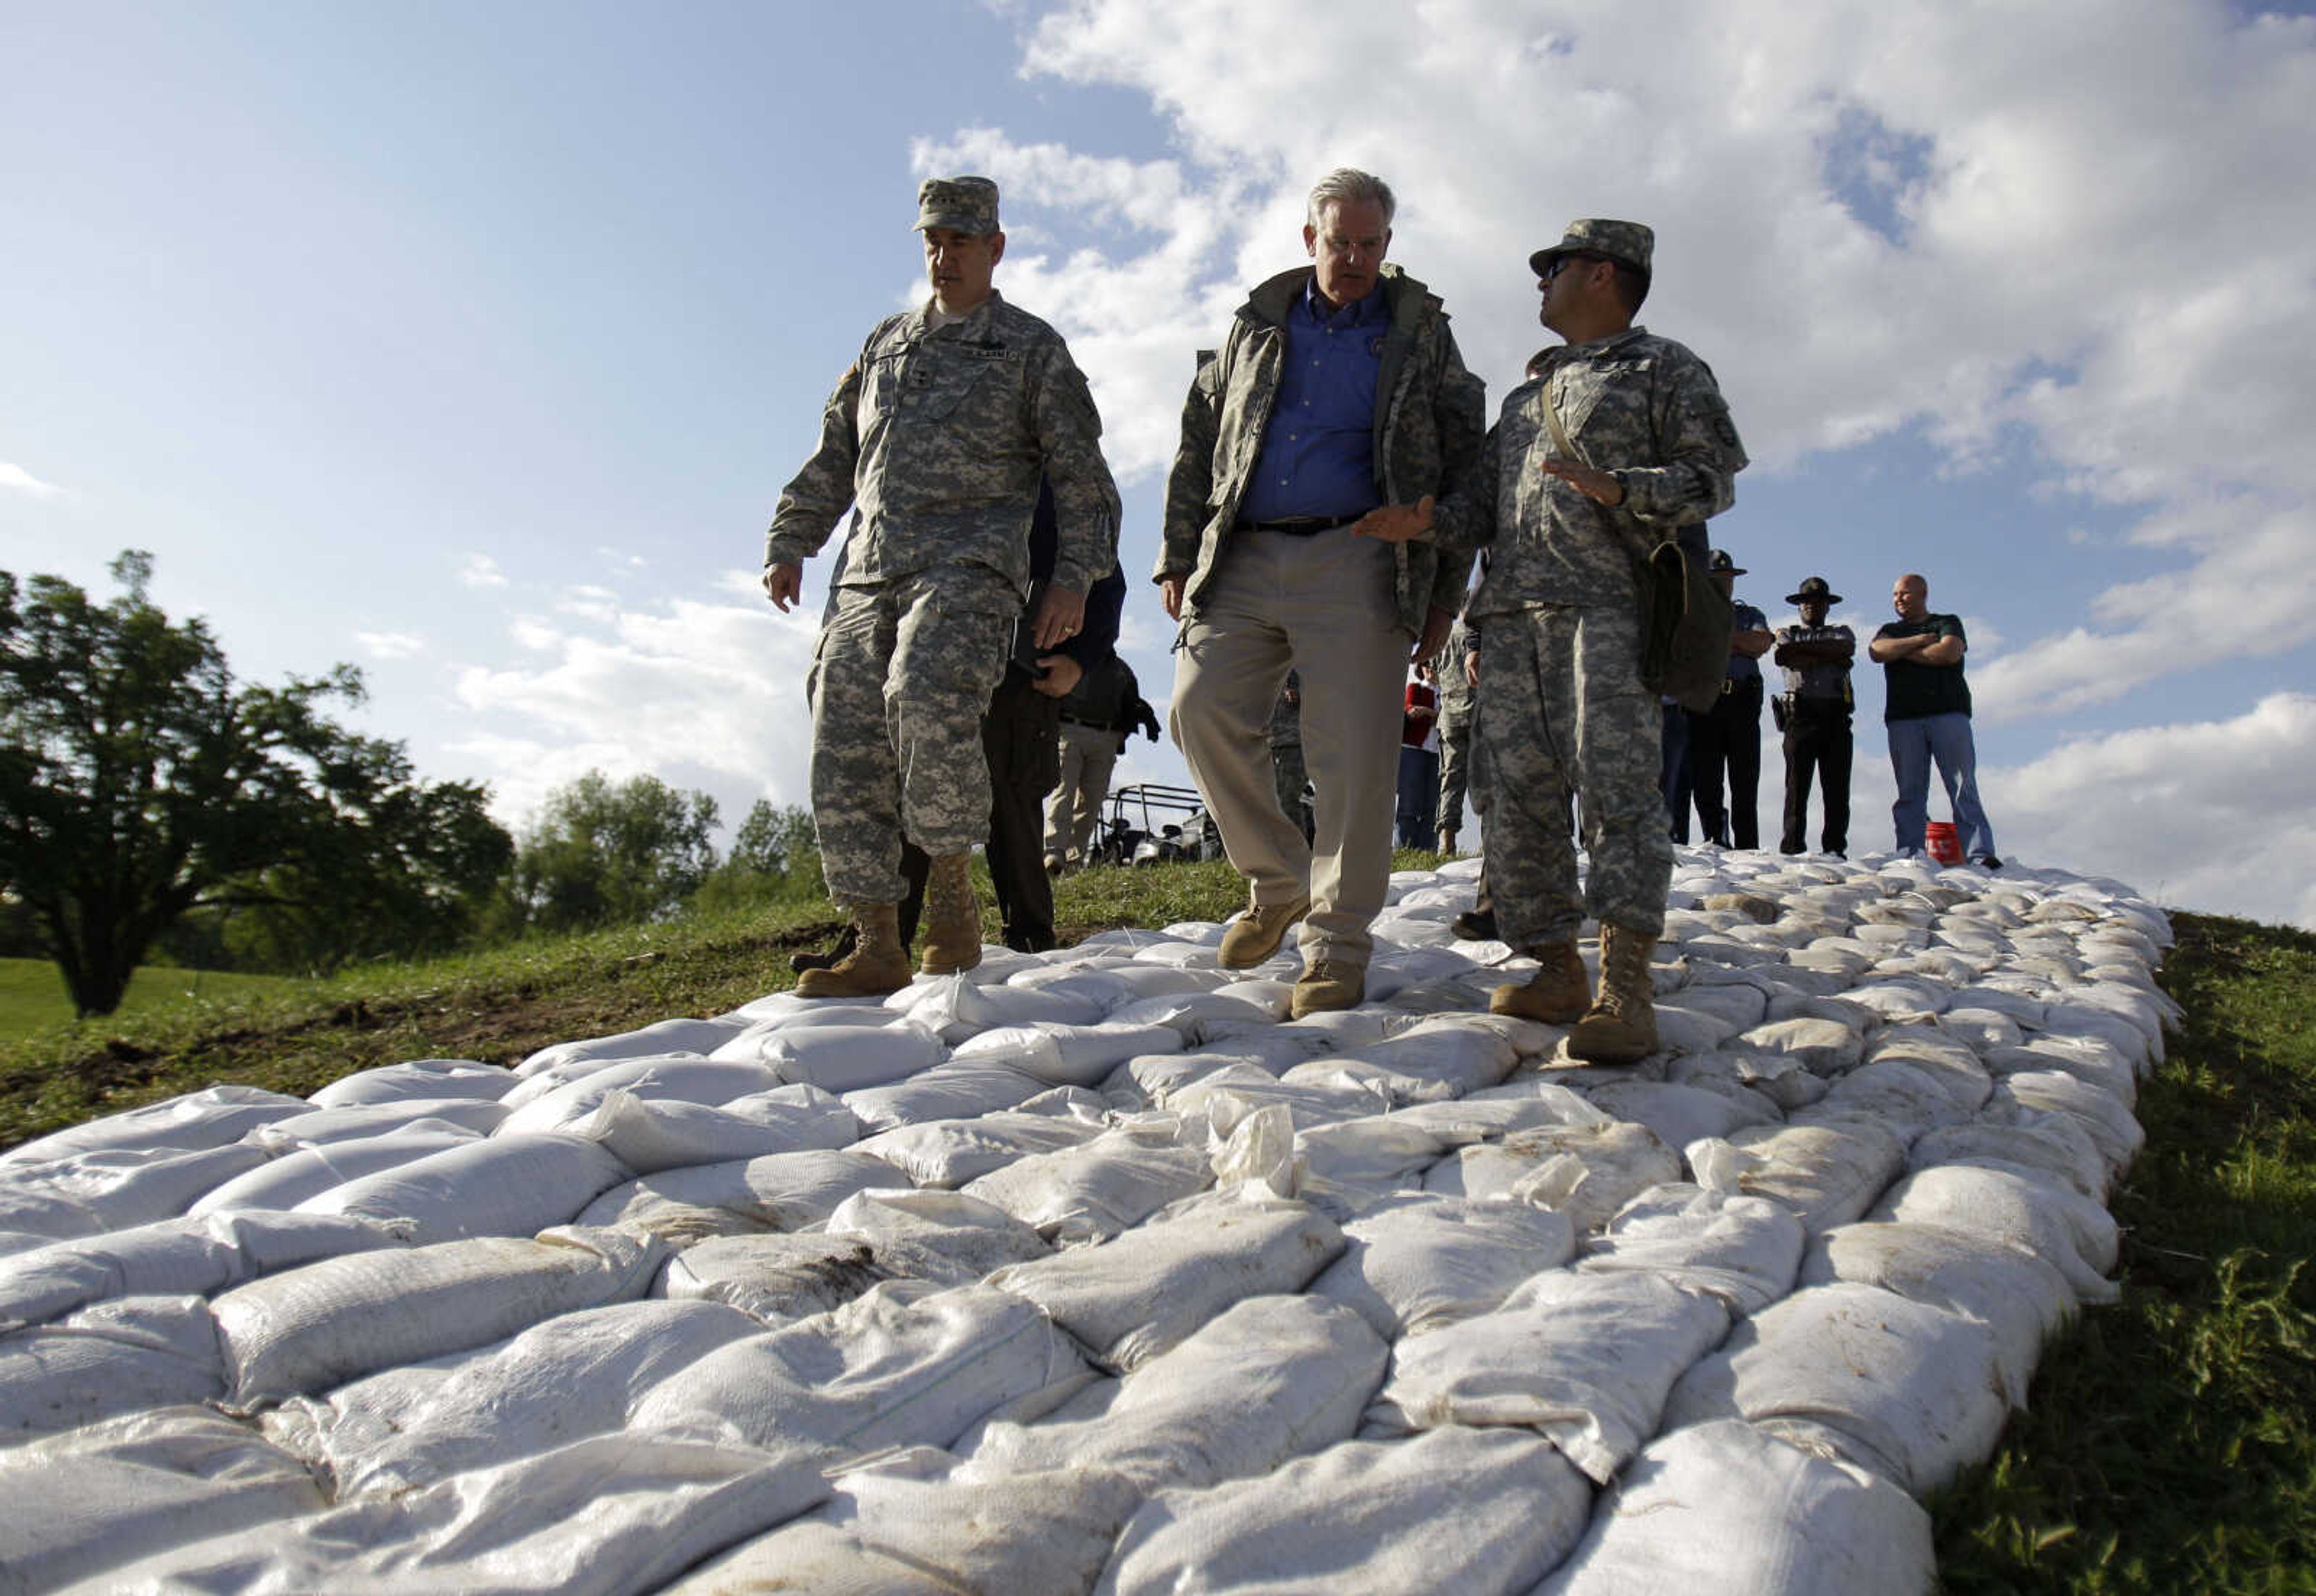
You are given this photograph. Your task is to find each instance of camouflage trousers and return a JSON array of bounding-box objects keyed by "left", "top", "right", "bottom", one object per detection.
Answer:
[
  {"left": 1475, "top": 601, "right": 1672, "bottom": 948},
  {"left": 809, "top": 566, "right": 1013, "bottom": 904},
  {"left": 1436, "top": 695, "right": 1473, "bottom": 836}
]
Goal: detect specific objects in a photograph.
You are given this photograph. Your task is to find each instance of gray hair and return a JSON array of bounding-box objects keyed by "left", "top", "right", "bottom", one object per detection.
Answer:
[{"left": 1306, "top": 168, "right": 1396, "bottom": 230}]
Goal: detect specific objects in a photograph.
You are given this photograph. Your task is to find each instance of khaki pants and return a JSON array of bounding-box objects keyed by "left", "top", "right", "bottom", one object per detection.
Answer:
[
  {"left": 1046, "top": 719, "right": 1120, "bottom": 865},
  {"left": 1169, "top": 527, "right": 1408, "bottom": 971}
]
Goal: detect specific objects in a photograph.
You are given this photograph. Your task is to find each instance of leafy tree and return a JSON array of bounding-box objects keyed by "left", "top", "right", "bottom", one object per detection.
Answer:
[
  {"left": 0, "top": 550, "right": 515, "bottom": 1014},
  {"left": 500, "top": 770, "right": 721, "bottom": 933},
  {"left": 694, "top": 798, "right": 822, "bottom": 911}
]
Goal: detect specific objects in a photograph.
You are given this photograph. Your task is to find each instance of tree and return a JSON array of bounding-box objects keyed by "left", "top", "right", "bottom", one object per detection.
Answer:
[
  {"left": 694, "top": 798, "right": 822, "bottom": 912},
  {"left": 501, "top": 770, "right": 721, "bottom": 933},
  {"left": 0, "top": 551, "right": 516, "bottom": 1014}
]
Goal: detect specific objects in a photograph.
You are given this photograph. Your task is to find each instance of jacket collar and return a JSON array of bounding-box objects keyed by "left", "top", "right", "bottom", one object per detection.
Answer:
[{"left": 1244, "top": 263, "right": 1433, "bottom": 330}]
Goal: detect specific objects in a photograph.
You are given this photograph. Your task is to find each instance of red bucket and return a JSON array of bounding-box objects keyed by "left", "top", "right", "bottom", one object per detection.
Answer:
[{"left": 1925, "top": 820, "right": 1964, "bottom": 865}]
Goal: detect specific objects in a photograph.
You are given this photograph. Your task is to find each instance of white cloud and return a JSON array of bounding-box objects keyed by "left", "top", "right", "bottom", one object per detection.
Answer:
[
  {"left": 1985, "top": 693, "right": 2316, "bottom": 929},
  {"left": 449, "top": 570, "right": 820, "bottom": 828},
  {"left": 459, "top": 553, "right": 509, "bottom": 588},
  {"left": 356, "top": 630, "right": 426, "bottom": 660},
  {"left": 0, "top": 462, "right": 68, "bottom": 500}
]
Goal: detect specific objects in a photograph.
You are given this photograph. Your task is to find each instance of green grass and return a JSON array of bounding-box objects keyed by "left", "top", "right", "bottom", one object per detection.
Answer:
[
  {"left": 0, "top": 958, "right": 311, "bottom": 1037},
  {"left": 1932, "top": 912, "right": 2316, "bottom": 1592},
  {"left": 8, "top": 871, "right": 2306, "bottom": 1591}
]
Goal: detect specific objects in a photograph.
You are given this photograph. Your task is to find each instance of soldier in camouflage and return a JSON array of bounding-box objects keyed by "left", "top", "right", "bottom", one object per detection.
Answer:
[
  {"left": 763, "top": 176, "right": 1121, "bottom": 997},
  {"left": 1160, "top": 168, "right": 1485, "bottom": 1019},
  {"left": 1432, "top": 614, "right": 1476, "bottom": 851},
  {"left": 1358, "top": 219, "right": 1748, "bottom": 1061}
]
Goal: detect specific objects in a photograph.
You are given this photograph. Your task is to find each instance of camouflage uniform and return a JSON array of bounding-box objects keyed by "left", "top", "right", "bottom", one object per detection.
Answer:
[
  {"left": 1162, "top": 263, "right": 1484, "bottom": 971},
  {"left": 768, "top": 246, "right": 1119, "bottom": 906},
  {"left": 1433, "top": 616, "right": 1476, "bottom": 837},
  {"left": 1433, "top": 315, "right": 1746, "bottom": 948}
]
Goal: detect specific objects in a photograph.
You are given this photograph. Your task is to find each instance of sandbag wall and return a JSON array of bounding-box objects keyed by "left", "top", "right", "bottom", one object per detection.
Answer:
[{"left": 0, "top": 850, "right": 2174, "bottom": 1595}]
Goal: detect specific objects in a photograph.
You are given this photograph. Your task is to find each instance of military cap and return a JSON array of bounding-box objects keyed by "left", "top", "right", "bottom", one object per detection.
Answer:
[
  {"left": 1530, "top": 219, "right": 1654, "bottom": 280},
  {"left": 1708, "top": 549, "right": 1747, "bottom": 576},
  {"left": 1786, "top": 575, "right": 1843, "bottom": 605},
  {"left": 915, "top": 176, "right": 1001, "bottom": 236}
]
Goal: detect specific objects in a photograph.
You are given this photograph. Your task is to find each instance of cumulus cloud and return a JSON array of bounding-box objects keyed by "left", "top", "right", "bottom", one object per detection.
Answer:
[
  {"left": 459, "top": 553, "right": 509, "bottom": 588},
  {"left": 1985, "top": 693, "right": 2316, "bottom": 929},
  {"left": 0, "top": 462, "right": 68, "bottom": 500},
  {"left": 356, "top": 630, "right": 426, "bottom": 660},
  {"left": 449, "top": 567, "right": 818, "bottom": 827}
]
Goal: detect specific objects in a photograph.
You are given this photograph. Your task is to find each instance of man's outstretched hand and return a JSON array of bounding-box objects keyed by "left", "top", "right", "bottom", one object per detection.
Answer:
[{"left": 1352, "top": 496, "right": 1435, "bottom": 544}]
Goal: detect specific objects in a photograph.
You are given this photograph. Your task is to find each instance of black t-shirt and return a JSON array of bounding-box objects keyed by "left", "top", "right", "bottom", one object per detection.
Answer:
[{"left": 1875, "top": 613, "right": 1972, "bottom": 722}]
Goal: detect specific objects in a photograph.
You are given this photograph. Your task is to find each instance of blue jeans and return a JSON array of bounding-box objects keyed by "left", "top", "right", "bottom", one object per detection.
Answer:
[
  {"left": 1887, "top": 711, "right": 1996, "bottom": 859},
  {"left": 1396, "top": 745, "right": 1440, "bottom": 848}
]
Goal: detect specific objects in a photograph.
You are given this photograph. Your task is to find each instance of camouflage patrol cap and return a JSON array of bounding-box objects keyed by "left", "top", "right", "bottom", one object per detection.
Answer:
[
  {"left": 915, "top": 176, "right": 1001, "bottom": 236},
  {"left": 1530, "top": 219, "right": 1654, "bottom": 280}
]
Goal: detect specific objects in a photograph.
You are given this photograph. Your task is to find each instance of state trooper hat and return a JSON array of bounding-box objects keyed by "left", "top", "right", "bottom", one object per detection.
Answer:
[
  {"left": 1786, "top": 575, "right": 1843, "bottom": 605},
  {"left": 915, "top": 176, "right": 1001, "bottom": 236},
  {"left": 1709, "top": 549, "right": 1746, "bottom": 576},
  {"left": 1530, "top": 219, "right": 1654, "bottom": 281}
]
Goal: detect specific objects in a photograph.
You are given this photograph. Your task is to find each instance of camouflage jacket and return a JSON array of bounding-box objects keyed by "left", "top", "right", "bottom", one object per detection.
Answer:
[
  {"left": 1434, "top": 327, "right": 1747, "bottom": 617},
  {"left": 1157, "top": 264, "right": 1485, "bottom": 637},
  {"left": 764, "top": 291, "right": 1121, "bottom": 602}
]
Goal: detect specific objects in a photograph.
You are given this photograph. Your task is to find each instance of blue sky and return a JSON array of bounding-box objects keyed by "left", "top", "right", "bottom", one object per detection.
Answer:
[{"left": 7, "top": 0, "right": 2314, "bottom": 927}]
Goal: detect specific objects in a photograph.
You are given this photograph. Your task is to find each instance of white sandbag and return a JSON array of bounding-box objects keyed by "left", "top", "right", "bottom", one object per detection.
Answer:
[
  {"left": 1292, "top": 1115, "right": 1451, "bottom": 1211},
  {"left": 0, "top": 1141, "right": 274, "bottom": 1241},
  {"left": 820, "top": 1448, "right": 1148, "bottom": 1596},
  {"left": 247, "top": 1096, "right": 510, "bottom": 1149},
  {"left": 0, "top": 1211, "right": 404, "bottom": 1330},
  {"left": 0, "top": 1404, "right": 326, "bottom": 1594},
  {"left": 1669, "top": 1049, "right": 1828, "bottom": 1113},
  {"left": 2036, "top": 1000, "right": 2160, "bottom": 1077},
  {"left": 1987, "top": 1033, "right": 2139, "bottom": 1107},
  {"left": 78, "top": 1430, "right": 831, "bottom": 1596},
  {"left": 1583, "top": 1079, "right": 1782, "bottom": 1150},
  {"left": 1106, "top": 990, "right": 1279, "bottom": 1041},
  {"left": 1858, "top": 1026, "right": 1995, "bottom": 1112},
  {"left": 987, "top": 1197, "right": 1344, "bottom": 1371},
  {"left": 297, "top": 1134, "right": 633, "bottom": 1244},
  {"left": 189, "top": 1126, "right": 482, "bottom": 1215},
  {"left": 0, "top": 1295, "right": 224, "bottom": 1440},
  {"left": 306, "top": 1060, "right": 515, "bottom": 1109},
  {"left": 657, "top": 1232, "right": 893, "bottom": 1321},
  {"left": 1171, "top": 1067, "right": 1397, "bottom": 1131},
  {"left": 332, "top": 1298, "right": 762, "bottom": 1496},
  {"left": 1577, "top": 1183, "right": 1805, "bottom": 1316},
  {"left": 1209, "top": 976, "right": 1298, "bottom": 1019},
  {"left": 1687, "top": 1120, "right": 1908, "bottom": 1233},
  {"left": 573, "top": 1088, "right": 857, "bottom": 1176},
  {"left": 1099, "top": 1425, "right": 1593, "bottom": 1596},
  {"left": 1804, "top": 1058, "right": 1976, "bottom": 1141},
  {"left": 1936, "top": 1005, "right": 2026, "bottom": 1053},
  {"left": 1802, "top": 1221, "right": 2077, "bottom": 1407},
  {"left": 1104, "top": 1049, "right": 1273, "bottom": 1105},
  {"left": 1310, "top": 1194, "right": 1575, "bottom": 1340},
  {"left": 1281, "top": 1057, "right": 1460, "bottom": 1111},
  {"left": 1732, "top": 1017, "right": 1865, "bottom": 1075},
  {"left": 1430, "top": 1077, "right": 1616, "bottom": 1128},
  {"left": 495, "top": 1056, "right": 786, "bottom": 1134},
  {"left": 955, "top": 1021, "right": 1186, "bottom": 1088},
  {"left": 1659, "top": 1280, "right": 2007, "bottom": 1495},
  {"left": 963, "top": 1121, "right": 1214, "bottom": 1244},
  {"left": 256, "top": 1342, "right": 488, "bottom": 1477},
  {"left": 514, "top": 1017, "right": 751, "bottom": 1077},
  {"left": 1, "top": 1085, "right": 312, "bottom": 1169},
  {"left": 1909, "top": 1109, "right": 2110, "bottom": 1199},
  {"left": 1870, "top": 1159, "right": 2121, "bottom": 1303},
  {"left": 1532, "top": 1418, "right": 1935, "bottom": 1596},
  {"left": 823, "top": 1187, "right": 1054, "bottom": 1286},
  {"left": 960, "top": 1293, "right": 1389, "bottom": 1493},
  {"left": 654, "top": 1516, "right": 953, "bottom": 1594},
  {"left": 629, "top": 1279, "right": 1089, "bottom": 1457},
  {"left": 908, "top": 973, "right": 1109, "bottom": 1040},
  {"left": 857, "top": 1102, "right": 1109, "bottom": 1188},
  {"left": 1432, "top": 1122, "right": 1682, "bottom": 1233},
  {"left": 1337, "top": 1017, "right": 1521, "bottom": 1094},
  {"left": 842, "top": 1057, "right": 1052, "bottom": 1132},
  {"left": 575, "top": 1150, "right": 912, "bottom": 1244},
  {"left": 1995, "top": 1069, "right": 2145, "bottom": 1178},
  {"left": 212, "top": 1226, "right": 664, "bottom": 1405},
  {"left": 710, "top": 1005, "right": 902, "bottom": 1057},
  {"left": 1367, "top": 1269, "right": 1728, "bottom": 1483}
]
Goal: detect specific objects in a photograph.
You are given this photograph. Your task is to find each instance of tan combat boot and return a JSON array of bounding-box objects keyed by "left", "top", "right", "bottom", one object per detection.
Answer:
[
  {"left": 793, "top": 903, "right": 912, "bottom": 998},
  {"left": 1289, "top": 958, "right": 1365, "bottom": 1018},
  {"left": 1435, "top": 828, "right": 1458, "bottom": 854},
  {"left": 1567, "top": 923, "right": 1660, "bottom": 1064},
  {"left": 1489, "top": 940, "right": 1589, "bottom": 1024},
  {"left": 1217, "top": 892, "right": 1311, "bottom": 969},
  {"left": 919, "top": 853, "right": 985, "bottom": 975}
]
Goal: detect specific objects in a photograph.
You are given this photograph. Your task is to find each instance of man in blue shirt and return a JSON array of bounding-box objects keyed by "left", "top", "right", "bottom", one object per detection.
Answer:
[
  {"left": 1159, "top": 168, "right": 1483, "bottom": 1017},
  {"left": 1685, "top": 549, "right": 1773, "bottom": 848}
]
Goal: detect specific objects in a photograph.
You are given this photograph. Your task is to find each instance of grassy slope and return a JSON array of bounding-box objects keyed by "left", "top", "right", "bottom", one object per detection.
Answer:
[
  {"left": 2, "top": 878, "right": 2311, "bottom": 1591},
  {"left": 0, "top": 959, "right": 309, "bottom": 1037}
]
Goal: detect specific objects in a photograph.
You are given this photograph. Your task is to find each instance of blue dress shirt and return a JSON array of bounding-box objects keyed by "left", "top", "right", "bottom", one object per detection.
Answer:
[{"left": 1237, "top": 279, "right": 1387, "bottom": 523}]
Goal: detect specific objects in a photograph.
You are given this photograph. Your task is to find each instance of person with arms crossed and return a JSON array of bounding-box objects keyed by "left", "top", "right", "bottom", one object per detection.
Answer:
[
  {"left": 763, "top": 176, "right": 1120, "bottom": 997},
  {"left": 1357, "top": 218, "right": 1747, "bottom": 1062},
  {"left": 1160, "top": 168, "right": 1484, "bottom": 1017},
  {"left": 1684, "top": 549, "right": 1773, "bottom": 848},
  {"left": 1868, "top": 572, "right": 1998, "bottom": 868}
]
